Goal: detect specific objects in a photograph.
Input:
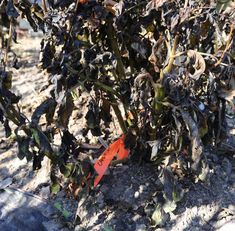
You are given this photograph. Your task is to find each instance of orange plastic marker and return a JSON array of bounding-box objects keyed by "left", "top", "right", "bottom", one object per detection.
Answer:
[
  {"left": 116, "top": 135, "right": 129, "bottom": 160},
  {"left": 94, "top": 135, "right": 130, "bottom": 187}
]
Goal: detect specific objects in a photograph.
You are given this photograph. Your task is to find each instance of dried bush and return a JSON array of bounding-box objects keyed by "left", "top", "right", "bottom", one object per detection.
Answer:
[{"left": 0, "top": 0, "right": 234, "bottom": 193}]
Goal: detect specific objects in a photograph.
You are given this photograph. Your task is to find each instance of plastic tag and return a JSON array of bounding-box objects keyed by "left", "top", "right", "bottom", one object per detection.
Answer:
[{"left": 94, "top": 135, "right": 129, "bottom": 187}]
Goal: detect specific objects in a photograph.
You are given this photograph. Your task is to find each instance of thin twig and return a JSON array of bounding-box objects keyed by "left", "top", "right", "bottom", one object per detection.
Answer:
[
  {"left": 41, "top": 0, "right": 48, "bottom": 14},
  {"left": 4, "top": 19, "right": 13, "bottom": 66},
  {"left": 111, "top": 100, "right": 127, "bottom": 134},
  {"left": 123, "top": 1, "right": 146, "bottom": 15},
  {"left": 184, "top": 0, "right": 189, "bottom": 8},
  {"left": 214, "top": 23, "right": 234, "bottom": 67}
]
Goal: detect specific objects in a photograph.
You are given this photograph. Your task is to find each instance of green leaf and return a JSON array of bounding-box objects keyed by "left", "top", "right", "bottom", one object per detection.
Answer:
[
  {"left": 50, "top": 182, "right": 60, "bottom": 194},
  {"left": 60, "top": 163, "right": 74, "bottom": 178},
  {"left": 172, "top": 185, "right": 184, "bottom": 203},
  {"left": 31, "top": 126, "right": 54, "bottom": 160},
  {"left": 54, "top": 202, "right": 71, "bottom": 219}
]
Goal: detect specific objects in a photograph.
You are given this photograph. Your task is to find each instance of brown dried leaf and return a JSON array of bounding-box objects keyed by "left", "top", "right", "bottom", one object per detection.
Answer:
[
  {"left": 187, "top": 50, "right": 206, "bottom": 80},
  {"left": 180, "top": 109, "right": 203, "bottom": 171}
]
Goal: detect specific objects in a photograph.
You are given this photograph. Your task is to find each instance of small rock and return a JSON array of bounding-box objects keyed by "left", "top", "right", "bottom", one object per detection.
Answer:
[
  {"left": 198, "top": 102, "right": 205, "bottom": 111},
  {"left": 40, "top": 186, "right": 50, "bottom": 199},
  {"left": 134, "top": 191, "right": 140, "bottom": 198},
  {"left": 145, "top": 182, "right": 150, "bottom": 187},
  {"left": 132, "top": 214, "right": 141, "bottom": 222},
  {"left": 133, "top": 204, "right": 139, "bottom": 211},
  {"left": 139, "top": 185, "right": 144, "bottom": 193}
]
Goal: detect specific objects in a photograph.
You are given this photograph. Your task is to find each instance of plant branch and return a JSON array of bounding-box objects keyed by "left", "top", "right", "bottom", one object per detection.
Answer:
[
  {"left": 107, "top": 18, "right": 126, "bottom": 81},
  {"left": 4, "top": 19, "right": 13, "bottom": 66},
  {"left": 41, "top": 0, "right": 48, "bottom": 14},
  {"left": 0, "top": 96, "right": 31, "bottom": 136},
  {"left": 111, "top": 100, "right": 127, "bottom": 134},
  {"left": 214, "top": 23, "right": 234, "bottom": 67},
  {"left": 160, "top": 34, "right": 179, "bottom": 80}
]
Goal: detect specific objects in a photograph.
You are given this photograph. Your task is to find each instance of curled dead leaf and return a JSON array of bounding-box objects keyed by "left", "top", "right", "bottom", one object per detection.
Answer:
[
  {"left": 187, "top": 50, "right": 206, "bottom": 80},
  {"left": 180, "top": 109, "right": 203, "bottom": 171}
]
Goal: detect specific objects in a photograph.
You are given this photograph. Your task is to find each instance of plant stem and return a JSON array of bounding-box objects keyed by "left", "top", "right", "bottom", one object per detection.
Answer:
[
  {"left": 214, "top": 23, "right": 234, "bottom": 67},
  {"left": 4, "top": 19, "right": 12, "bottom": 66},
  {"left": 107, "top": 18, "right": 126, "bottom": 81},
  {"left": 160, "top": 34, "right": 179, "bottom": 80},
  {"left": 42, "top": 0, "right": 48, "bottom": 14},
  {"left": 111, "top": 101, "right": 127, "bottom": 134}
]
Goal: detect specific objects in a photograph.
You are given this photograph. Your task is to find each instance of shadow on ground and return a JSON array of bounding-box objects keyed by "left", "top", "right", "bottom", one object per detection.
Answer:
[
  {"left": 0, "top": 187, "right": 57, "bottom": 231},
  {"left": 73, "top": 150, "right": 235, "bottom": 231}
]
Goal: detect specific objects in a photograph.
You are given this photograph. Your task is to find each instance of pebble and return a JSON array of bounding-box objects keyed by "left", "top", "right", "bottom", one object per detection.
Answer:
[
  {"left": 139, "top": 185, "right": 144, "bottom": 193},
  {"left": 198, "top": 102, "right": 205, "bottom": 111},
  {"left": 134, "top": 191, "right": 140, "bottom": 199},
  {"left": 39, "top": 186, "right": 50, "bottom": 199},
  {"left": 132, "top": 214, "right": 141, "bottom": 222}
]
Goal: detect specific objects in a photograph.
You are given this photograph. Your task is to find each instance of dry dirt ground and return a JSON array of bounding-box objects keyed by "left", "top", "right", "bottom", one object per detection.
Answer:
[{"left": 0, "top": 37, "right": 235, "bottom": 231}]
